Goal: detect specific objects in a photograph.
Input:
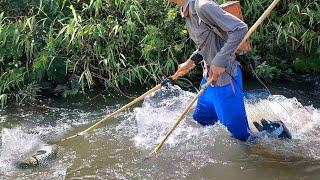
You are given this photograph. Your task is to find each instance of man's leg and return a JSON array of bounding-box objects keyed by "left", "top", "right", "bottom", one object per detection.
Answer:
[
  {"left": 213, "top": 67, "right": 250, "bottom": 141},
  {"left": 193, "top": 78, "right": 218, "bottom": 126}
]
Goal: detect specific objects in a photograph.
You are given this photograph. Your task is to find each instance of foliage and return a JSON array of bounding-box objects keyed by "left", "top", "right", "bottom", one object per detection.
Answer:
[
  {"left": 293, "top": 53, "right": 320, "bottom": 73},
  {"left": 0, "top": 68, "right": 40, "bottom": 108},
  {"left": 0, "top": 0, "right": 319, "bottom": 107},
  {"left": 240, "top": 0, "right": 320, "bottom": 79},
  {"left": 255, "top": 61, "right": 281, "bottom": 81},
  {"left": 0, "top": 0, "right": 191, "bottom": 108}
]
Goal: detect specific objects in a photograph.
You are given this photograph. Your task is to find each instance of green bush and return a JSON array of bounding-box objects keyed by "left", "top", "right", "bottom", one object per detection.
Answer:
[
  {"left": 241, "top": 0, "right": 320, "bottom": 78},
  {"left": 0, "top": 0, "right": 319, "bottom": 108},
  {"left": 293, "top": 53, "right": 320, "bottom": 73},
  {"left": 0, "top": 0, "right": 192, "bottom": 108}
]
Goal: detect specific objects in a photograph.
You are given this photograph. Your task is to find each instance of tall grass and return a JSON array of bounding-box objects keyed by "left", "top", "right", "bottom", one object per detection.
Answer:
[{"left": 0, "top": 0, "right": 319, "bottom": 108}]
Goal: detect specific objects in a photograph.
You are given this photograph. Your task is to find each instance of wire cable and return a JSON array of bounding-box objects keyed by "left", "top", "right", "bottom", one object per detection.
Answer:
[
  {"left": 249, "top": 63, "right": 294, "bottom": 122},
  {"left": 176, "top": 77, "right": 199, "bottom": 93}
]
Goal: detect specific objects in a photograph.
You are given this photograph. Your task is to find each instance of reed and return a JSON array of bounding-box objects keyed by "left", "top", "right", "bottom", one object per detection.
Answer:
[{"left": 0, "top": 0, "right": 319, "bottom": 108}]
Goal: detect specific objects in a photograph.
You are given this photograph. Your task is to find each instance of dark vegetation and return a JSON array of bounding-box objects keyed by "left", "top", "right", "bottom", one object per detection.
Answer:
[{"left": 0, "top": 0, "right": 319, "bottom": 108}]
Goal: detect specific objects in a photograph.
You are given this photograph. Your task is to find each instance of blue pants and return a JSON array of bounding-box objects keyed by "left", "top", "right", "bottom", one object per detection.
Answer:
[{"left": 193, "top": 67, "right": 250, "bottom": 141}]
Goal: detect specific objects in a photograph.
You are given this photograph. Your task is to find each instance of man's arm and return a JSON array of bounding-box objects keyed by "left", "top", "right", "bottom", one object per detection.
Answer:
[{"left": 196, "top": 0, "right": 248, "bottom": 68}]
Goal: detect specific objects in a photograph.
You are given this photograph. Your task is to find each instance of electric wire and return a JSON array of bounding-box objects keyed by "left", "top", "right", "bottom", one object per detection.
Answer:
[
  {"left": 176, "top": 77, "right": 199, "bottom": 93},
  {"left": 249, "top": 63, "right": 294, "bottom": 122}
]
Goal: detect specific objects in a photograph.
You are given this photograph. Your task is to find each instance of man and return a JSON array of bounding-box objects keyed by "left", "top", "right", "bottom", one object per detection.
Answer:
[{"left": 168, "top": 0, "right": 251, "bottom": 141}]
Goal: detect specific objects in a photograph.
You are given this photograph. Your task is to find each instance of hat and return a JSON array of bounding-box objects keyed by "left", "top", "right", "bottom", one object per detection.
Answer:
[{"left": 180, "top": 0, "right": 190, "bottom": 17}]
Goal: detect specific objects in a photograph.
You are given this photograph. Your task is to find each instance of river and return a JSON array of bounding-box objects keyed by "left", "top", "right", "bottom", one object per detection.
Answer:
[{"left": 0, "top": 78, "right": 319, "bottom": 179}]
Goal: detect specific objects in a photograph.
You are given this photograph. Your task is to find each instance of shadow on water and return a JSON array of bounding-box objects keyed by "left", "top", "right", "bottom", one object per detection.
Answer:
[{"left": 0, "top": 78, "right": 319, "bottom": 179}]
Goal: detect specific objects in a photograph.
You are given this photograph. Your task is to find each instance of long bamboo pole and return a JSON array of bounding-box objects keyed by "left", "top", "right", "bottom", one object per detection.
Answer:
[
  {"left": 61, "top": 75, "right": 178, "bottom": 142},
  {"left": 149, "top": 80, "right": 212, "bottom": 155},
  {"left": 148, "top": 0, "right": 282, "bottom": 156}
]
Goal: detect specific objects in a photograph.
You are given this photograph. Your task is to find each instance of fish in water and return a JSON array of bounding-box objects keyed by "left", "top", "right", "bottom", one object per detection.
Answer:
[
  {"left": 16, "top": 144, "right": 58, "bottom": 169},
  {"left": 253, "top": 119, "right": 292, "bottom": 139}
]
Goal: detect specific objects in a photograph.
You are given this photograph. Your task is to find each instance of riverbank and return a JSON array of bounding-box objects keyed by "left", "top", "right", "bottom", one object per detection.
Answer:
[{"left": 2, "top": 73, "right": 318, "bottom": 111}]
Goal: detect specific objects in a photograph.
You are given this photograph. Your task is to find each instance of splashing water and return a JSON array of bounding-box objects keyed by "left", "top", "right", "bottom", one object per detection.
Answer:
[
  {"left": 133, "top": 85, "right": 199, "bottom": 149},
  {"left": 0, "top": 106, "right": 97, "bottom": 178},
  {"left": 0, "top": 85, "right": 319, "bottom": 179},
  {"left": 0, "top": 127, "right": 41, "bottom": 173},
  {"left": 131, "top": 86, "right": 320, "bottom": 177},
  {"left": 246, "top": 93, "right": 320, "bottom": 160}
]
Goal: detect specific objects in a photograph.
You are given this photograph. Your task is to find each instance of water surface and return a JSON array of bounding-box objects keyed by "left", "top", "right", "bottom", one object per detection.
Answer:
[{"left": 0, "top": 80, "right": 319, "bottom": 179}]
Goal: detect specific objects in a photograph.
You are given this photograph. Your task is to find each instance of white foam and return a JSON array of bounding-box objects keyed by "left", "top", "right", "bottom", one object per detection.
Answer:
[
  {"left": 0, "top": 86, "right": 319, "bottom": 178},
  {"left": 0, "top": 127, "right": 41, "bottom": 174},
  {"left": 133, "top": 87, "right": 320, "bottom": 160},
  {"left": 133, "top": 85, "right": 198, "bottom": 149}
]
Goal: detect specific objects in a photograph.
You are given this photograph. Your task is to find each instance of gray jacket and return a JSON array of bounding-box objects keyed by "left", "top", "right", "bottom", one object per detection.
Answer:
[{"left": 183, "top": 0, "right": 248, "bottom": 86}]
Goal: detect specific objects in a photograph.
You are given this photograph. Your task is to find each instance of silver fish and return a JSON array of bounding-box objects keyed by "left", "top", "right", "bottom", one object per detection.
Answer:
[{"left": 16, "top": 144, "right": 58, "bottom": 169}]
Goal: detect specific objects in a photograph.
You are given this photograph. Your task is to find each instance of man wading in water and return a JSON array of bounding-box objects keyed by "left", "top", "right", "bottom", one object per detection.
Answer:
[{"left": 168, "top": 0, "right": 250, "bottom": 141}]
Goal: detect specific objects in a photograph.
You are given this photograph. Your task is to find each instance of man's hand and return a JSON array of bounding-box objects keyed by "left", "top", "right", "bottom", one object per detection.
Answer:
[
  {"left": 173, "top": 59, "right": 195, "bottom": 78},
  {"left": 208, "top": 65, "right": 225, "bottom": 82}
]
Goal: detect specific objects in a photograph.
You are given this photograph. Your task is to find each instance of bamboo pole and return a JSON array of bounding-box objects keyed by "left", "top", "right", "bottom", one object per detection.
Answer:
[
  {"left": 148, "top": 0, "right": 282, "bottom": 156},
  {"left": 149, "top": 79, "right": 212, "bottom": 155},
  {"left": 61, "top": 74, "right": 179, "bottom": 142},
  {"left": 238, "top": 0, "right": 281, "bottom": 49}
]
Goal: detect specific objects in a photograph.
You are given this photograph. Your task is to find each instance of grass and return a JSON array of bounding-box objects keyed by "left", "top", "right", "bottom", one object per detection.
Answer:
[{"left": 0, "top": 0, "right": 319, "bottom": 108}]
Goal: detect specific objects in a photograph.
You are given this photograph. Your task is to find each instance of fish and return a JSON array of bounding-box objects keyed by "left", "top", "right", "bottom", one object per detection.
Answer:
[
  {"left": 253, "top": 119, "right": 292, "bottom": 139},
  {"left": 16, "top": 144, "right": 58, "bottom": 169}
]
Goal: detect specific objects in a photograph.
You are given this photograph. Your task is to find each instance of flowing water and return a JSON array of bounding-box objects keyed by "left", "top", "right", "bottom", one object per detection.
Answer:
[{"left": 0, "top": 79, "right": 319, "bottom": 179}]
